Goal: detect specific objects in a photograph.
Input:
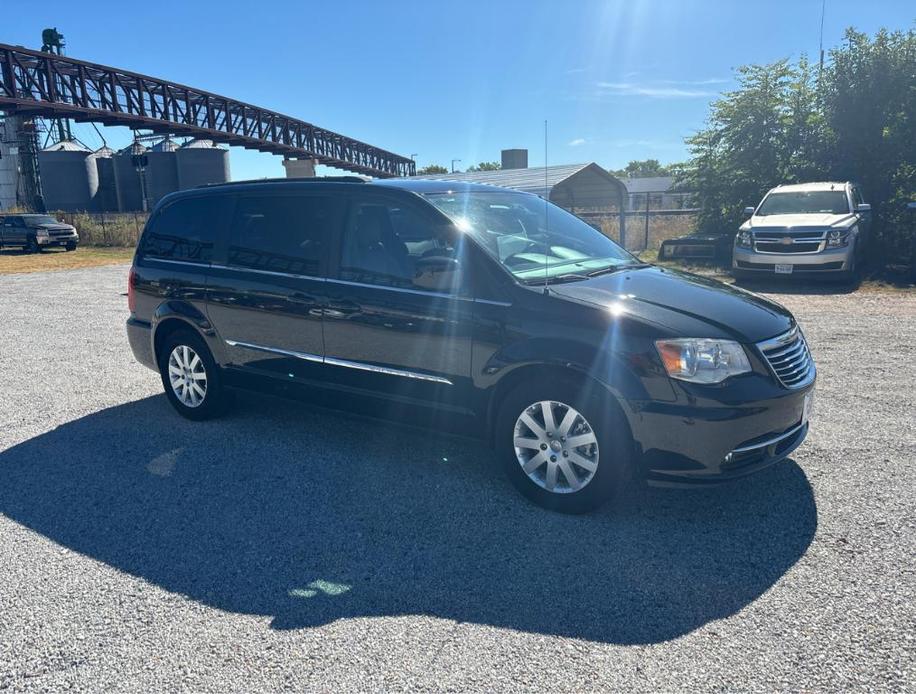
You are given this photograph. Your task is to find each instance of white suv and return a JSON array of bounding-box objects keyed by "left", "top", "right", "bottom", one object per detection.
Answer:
[{"left": 733, "top": 182, "right": 870, "bottom": 281}]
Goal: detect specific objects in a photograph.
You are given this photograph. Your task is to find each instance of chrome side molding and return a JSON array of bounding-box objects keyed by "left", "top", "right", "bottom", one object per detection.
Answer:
[
  {"left": 224, "top": 340, "right": 323, "bottom": 363},
  {"left": 224, "top": 339, "right": 453, "bottom": 385}
]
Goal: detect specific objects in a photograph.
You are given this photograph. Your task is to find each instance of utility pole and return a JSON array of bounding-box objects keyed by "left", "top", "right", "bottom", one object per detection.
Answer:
[{"left": 451, "top": 159, "right": 461, "bottom": 173}]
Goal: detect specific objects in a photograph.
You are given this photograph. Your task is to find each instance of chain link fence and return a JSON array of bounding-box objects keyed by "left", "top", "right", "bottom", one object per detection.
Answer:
[
  {"left": 578, "top": 210, "right": 698, "bottom": 254},
  {"left": 52, "top": 212, "right": 148, "bottom": 248}
]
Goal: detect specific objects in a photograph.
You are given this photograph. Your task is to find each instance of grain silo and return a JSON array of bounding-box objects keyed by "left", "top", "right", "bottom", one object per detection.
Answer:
[
  {"left": 39, "top": 140, "right": 92, "bottom": 211},
  {"left": 86, "top": 146, "right": 118, "bottom": 212},
  {"left": 176, "top": 139, "right": 230, "bottom": 190},
  {"left": 112, "top": 143, "right": 146, "bottom": 212},
  {"left": 146, "top": 137, "right": 180, "bottom": 206}
]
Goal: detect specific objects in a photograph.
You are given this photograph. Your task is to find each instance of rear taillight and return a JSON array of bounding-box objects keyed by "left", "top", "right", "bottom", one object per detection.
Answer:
[{"left": 128, "top": 267, "right": 136, "bottom": 313}]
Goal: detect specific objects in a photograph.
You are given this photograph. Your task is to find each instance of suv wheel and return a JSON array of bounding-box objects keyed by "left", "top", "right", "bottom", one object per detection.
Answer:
[
  {"left": 496, "top": 380, "right": 630, "bottom": 513},
  {"left": 158, "top": 329, "right": 229, "bottom": 420},
  {"left": 65, "top": 242, "right": 77, "bottom": 251},
  {"left": 25, "top": 238, "right": 39, "bottom": 253}
]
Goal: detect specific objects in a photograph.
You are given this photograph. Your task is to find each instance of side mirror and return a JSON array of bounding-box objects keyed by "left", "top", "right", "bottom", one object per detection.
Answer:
[
  {"left": 743, "top": 206, "right": 756, "bottom": 216},
  {"left": 413, "top": 256, "right": 461, "bottom": 292},
  {"left": 855, "top": 203, "right": 871, "bottom": 213}
]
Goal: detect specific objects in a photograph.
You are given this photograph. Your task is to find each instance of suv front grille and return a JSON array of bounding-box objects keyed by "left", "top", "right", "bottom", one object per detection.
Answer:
[
  {"left": 755, "top": 241, "right": 822, "bottom": 254},
  {"left": 753, "top": 231, "right": 825, "bottom": 254},
  {"left": 757, "top": 327, "right": 814, "bottom": 388}
]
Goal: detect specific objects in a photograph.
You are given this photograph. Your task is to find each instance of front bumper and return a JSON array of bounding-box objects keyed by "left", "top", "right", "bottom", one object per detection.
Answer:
[
  {"left": 37, "top": 233, "right": 79, "bottom": 247},
  {"left": 630, "top": 375, "right": 814, "bottom": 486},
  {"left": 732, "top": 245, "right": 851, "bottom": 274}
]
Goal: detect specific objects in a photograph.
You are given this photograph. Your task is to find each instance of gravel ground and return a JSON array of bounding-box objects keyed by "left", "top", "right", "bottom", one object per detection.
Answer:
[{"left": 0, "top": 264, "right": 913, "bottom": 692}]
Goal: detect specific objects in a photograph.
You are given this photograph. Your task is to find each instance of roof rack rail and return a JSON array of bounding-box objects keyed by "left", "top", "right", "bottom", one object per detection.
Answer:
[{"left": 197, "top": 176, "right": 369, "bottom": 188}]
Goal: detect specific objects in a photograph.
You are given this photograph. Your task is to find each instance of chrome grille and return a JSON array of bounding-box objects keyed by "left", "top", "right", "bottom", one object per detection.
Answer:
[
  {"left": 758, "top": 327, "right": 814, "bottom": 388},
  {"left": 752, "top": 231, "right": 825, "bottom": 254}
]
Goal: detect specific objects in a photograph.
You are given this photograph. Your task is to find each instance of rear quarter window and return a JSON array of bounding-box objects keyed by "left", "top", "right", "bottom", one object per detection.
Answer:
[{"left": 139, "top": 195, "right": 232, "bottom": 263}]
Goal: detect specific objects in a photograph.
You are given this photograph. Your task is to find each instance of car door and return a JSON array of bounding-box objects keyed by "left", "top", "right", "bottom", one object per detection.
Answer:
[
  {"left": 2, "top": 216, "right": 25, "bottom": 246},
  {"left": 205, "top": 189, "right": 344, "bottom": 380},
  {"left": 321, "top": 191, "right": 475, "bottom": 410}
]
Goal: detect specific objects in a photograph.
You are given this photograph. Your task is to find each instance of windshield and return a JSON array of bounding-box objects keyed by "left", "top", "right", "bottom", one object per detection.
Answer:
[
  {"left": 423, "top": 191, "right": 637, "bottom": 282},
  {"left": 756, "top": 191, "right": 849, "bottom": 216},
  {"left": 24, "top": 215, "right": 60, "bottom": 227}
]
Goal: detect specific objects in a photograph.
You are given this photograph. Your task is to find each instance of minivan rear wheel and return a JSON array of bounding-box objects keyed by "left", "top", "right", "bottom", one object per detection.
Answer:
[
  {"left": 495, "top": 380, "right": 630, "bottom": 513},
  {"left": 158, "top": 329, "right": 229, "bottom": 420}
]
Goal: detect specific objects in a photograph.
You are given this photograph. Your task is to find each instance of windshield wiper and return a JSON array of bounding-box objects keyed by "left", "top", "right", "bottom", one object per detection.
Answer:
[
  {"left": 587, "top": 263, "right": 651, "bottom": 277},
  {"left": 522, "top": 273, "right": 590, "bottom": 285}
]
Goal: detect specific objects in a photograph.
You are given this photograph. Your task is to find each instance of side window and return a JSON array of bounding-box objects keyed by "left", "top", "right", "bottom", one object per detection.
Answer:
[
  {"left": 227, "top": 194, "right": 339, "bottom": 276},
  {"left": 340, "top": 198, "right": 463, "bottom": 293},
  {"left": 853, "top": 187, "right": 864, "bottom": 206},
  {"left": 140, "top": 196, "right": 227, "bottom": 263}
]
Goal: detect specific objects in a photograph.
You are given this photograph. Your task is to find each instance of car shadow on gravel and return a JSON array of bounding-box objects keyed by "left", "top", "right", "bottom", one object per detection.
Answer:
[
  {"left": 733, "top": 277, "right": 860, "bottom": 295},
  {"left": 0, "top": 393, "right": 817, "bottom": 645}
]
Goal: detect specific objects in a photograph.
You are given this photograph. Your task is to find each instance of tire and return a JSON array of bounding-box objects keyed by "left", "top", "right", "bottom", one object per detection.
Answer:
[
  {"left": 157, "top": 328, "right": 229, "bottom": 420},
  {"left": 495, "top": 378, "right": 632, "bottom": 514},
  {"left": 731, "top": 269, "right": 755, "bottom": 283},
  {"left": 836, "top": 253, "right": 860, "bottom": 285},
  {"left": 25, "top": 238, "right": 39, "bottom": 254},
  {"left": 65, "top": 243, "right": 77, "bottom": 252}
]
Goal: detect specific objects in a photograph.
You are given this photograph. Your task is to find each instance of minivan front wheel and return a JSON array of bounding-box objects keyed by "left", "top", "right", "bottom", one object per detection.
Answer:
[
  {"left": 496, "top": 380, "right": 630, "bottom": 513},
  {"left": 158, "top": 329, "right": 228, "bottom": 420}
]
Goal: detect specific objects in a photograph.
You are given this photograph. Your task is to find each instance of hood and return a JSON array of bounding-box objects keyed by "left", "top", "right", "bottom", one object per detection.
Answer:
[
  {"left": 749, "top": 212, "right": 854, "bottom": 230},
  {"left": 35, "top": 223, "right": 74, "bottom": 231},
  {"left": 547, "top": 266, "right": 793, "bottom": 343}
]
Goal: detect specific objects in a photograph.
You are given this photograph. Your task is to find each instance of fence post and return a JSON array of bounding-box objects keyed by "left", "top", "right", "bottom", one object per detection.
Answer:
[{"left": 644, "top": 192, "right": 650, "bottom": 252}]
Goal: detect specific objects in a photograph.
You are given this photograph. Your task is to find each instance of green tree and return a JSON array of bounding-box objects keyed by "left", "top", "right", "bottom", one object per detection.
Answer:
[
  {"left": 466, "top": 162, "right": 501, "bottom": 172},
  {"left": 417, "top": 164, "right": 448, "bottom": 174},
  {"left": 612, "top": 159, "right": 672, "bottom": 178}
]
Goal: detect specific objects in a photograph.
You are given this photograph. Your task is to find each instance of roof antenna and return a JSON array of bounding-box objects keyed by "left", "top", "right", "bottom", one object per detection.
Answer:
[{"left": 543, "top": 119, "right": 550, "bottom": 295}]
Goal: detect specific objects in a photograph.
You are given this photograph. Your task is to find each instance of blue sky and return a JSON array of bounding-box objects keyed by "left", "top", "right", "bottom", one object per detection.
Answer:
[{"left": 5, "top": 1, "right": 913, "bottom": 179}]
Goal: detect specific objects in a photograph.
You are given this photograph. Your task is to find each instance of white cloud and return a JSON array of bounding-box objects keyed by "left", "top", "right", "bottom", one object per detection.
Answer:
[
  {"left": 568, "top": 138, "right": 586, "bottom": 147},
  {"left": 595, "top": 81, "right": 718, "bottom": 98},
  {"left": 657, "top": 77, "right": 729, "bottom": 86}
]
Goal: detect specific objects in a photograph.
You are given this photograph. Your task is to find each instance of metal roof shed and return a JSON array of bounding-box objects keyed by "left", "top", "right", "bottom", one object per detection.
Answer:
[{"left": 410, "top": 163, "right": 630, "bottom": 244}]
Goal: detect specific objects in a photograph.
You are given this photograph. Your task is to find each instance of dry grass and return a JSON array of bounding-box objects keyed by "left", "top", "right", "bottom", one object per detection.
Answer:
[
  {"left": 596, "top": 214, "right": 696, "bottom": 252},
  {"left": 53, "top": 212, "right": 147, "bottom": 247},
  {"left": 0, "top": 247, "right": 134, "bottom": 275}
]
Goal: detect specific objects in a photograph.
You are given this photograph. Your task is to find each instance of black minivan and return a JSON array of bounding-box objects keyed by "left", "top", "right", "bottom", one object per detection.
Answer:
[{"left": 127, "top": 177, "right": 815, "bottom": 512}]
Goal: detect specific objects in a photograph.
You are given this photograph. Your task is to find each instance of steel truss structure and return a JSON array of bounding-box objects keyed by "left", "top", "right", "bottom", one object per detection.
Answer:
[{"left": 0, "top": 43, "right": 415, "bottom": 178}]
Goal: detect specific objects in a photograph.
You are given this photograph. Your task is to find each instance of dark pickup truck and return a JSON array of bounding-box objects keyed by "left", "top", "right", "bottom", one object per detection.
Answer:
[{"left": 0, "top": 214, "right": 79, "bottom": 253}]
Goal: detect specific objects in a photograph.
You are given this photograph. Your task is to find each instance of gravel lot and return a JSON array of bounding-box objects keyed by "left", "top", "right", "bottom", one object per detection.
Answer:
[{"left": 0, "top": 264, "right": 913, "bottom": 692}]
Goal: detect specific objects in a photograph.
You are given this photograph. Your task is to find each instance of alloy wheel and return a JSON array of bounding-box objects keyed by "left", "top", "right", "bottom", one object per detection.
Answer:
[
  {"left": 167, "top": 345, "right": 208, "bottom": 408},
  {"left": 513, "top": 400, "right": 599, "bottom": 493}
]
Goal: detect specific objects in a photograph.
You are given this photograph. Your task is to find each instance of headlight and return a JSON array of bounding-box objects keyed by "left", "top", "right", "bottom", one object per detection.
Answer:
[
  {"left": 655, "top": 338, "right": 751, "bottom": 384},
  {"left": 35, "top": 229, "right": 49, "bottom": 238},
  {"left": 827, "top": 229, "right": 849, "bottom": 247},
  {"left": 736, "top": 230, "right": 752, "bottom": 247}
]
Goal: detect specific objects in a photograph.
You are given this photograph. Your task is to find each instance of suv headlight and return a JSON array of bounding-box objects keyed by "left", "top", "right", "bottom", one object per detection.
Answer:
[
  {"left": 827, "top": 229, "right": 849, "bottom": 247},
  {"left": 655, "top": 338, "right": 751, "bottom": 384},
  {"left": 736, "top": 230, "right": 752, "bottom": 247}
]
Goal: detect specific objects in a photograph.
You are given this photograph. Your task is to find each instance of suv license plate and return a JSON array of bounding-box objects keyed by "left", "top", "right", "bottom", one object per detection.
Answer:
[{"left": 775, "top": 264, "right": 793, "bottom": 274}]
